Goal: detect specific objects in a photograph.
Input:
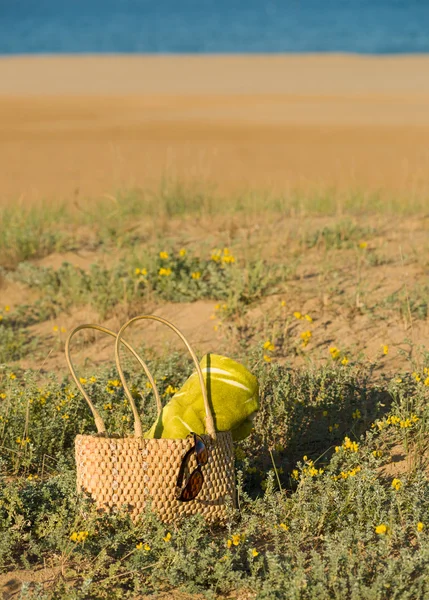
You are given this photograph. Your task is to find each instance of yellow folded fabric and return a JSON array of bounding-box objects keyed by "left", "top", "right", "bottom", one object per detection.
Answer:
[{"left": 144, "top": 354, "right": 259, "bottom": 441}]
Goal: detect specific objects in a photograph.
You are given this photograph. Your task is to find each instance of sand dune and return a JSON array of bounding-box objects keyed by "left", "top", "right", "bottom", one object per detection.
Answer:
[{"left": 1, "top": 55, "right": 429, "bottom": 204}]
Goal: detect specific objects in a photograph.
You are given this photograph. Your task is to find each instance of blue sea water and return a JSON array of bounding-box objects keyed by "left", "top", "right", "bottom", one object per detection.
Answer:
[{"left": 0, "top": 0, "right": 428, "bottom": 55}]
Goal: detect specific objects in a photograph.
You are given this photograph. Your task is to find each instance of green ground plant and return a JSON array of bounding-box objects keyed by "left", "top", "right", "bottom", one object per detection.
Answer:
[
  {"left": 1, "top": 353, "right": 429, "bottom": 599},
  {"left": 8, "top": 247, "right": 286, "bottom": 321}
]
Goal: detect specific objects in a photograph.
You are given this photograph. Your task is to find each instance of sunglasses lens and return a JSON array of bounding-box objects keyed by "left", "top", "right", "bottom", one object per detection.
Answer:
[
  {"left": 194, "top": 435, "right": 208, "bottom": 465},
  {"left": 179, "top": 469, "right": 204, "bottom": 502}
]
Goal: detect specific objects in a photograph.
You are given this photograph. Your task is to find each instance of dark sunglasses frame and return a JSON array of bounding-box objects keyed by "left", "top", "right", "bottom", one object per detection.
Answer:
[{"left": 176, "top": 433, "right": 208, "bottom": 502}]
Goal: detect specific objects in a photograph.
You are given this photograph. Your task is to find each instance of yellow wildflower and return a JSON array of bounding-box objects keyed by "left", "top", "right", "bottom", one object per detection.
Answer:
[
  {"left": 304, "top": 314, "right": 313, "bottom": 322},
  {"left": 329, "top": 347, "right": 340, "bottom": 360},
  {"left": 211, "top": 250, "right": 221, "bottom": 262},
  {"left": 79, "top": 377, "right": 87, "bottom": 385},
  {"left": 352, "top": 409, "right": 361, "bottom": 419},
  {"left": 359, "top": 241, "right": 368, "bottom": 249},
  {"left": 159, "top": 267, "right": 172, "bottom": 276},
  {"left": 70, "top": 531, "right": 89, "bottom": 543},
  {"left": 417, "top": 522, "right": 424, "bottom": 532},
  {"left": 341, "top": 356, "right": 349, "bottom": 365},
  {"left": 300, "top": 330, "right": 312, "bottom": 347},
  {"left": 424, "top": 377, "right": 429, "bottom": 387},
  {"left": 109, "top": 379, "right": 122, "bottom": 388},
  {"left": 136, "top": 542, "right": 143, "bottom": 550},
  {"left": 191, "top": 271, "right": 201, "bottom": 280},
  {"left": 221, "top": 254, "right": 236, "bottom": 264},
  {"left": 251, "top": 548, "right": 259, "bottom": 557},
  {"left": 382, "top": 344, "right": 389, "bottom": 355},
  {"left": 280, "top": 300, "right": 286, "bottom": 307},
  {"left": 263, "top": 340, "right": 275, "bottom": 351},
  {"left": 9, "top": 373, "right": 16, "bottom": 380},
  {"left": 343, "top": 437, "right": 359, "bottom": 453},
  {"left": 53, "top": 325, "right": 59, "bottom": 332},
  {"left": 293, "top": 311, "right": 303, "bottom": 320},
  {"left": 163, "top": 532, "right": 172, "bottom": 543},
  {"left": 164, "top": 385, "right": 179, "bottom": 395},
  {"left": 391, "top": 478, "right": 402, "bottom": 491},
  {"left": 179, "top": 248, "right": 186, "bottom": 257},
  {"left": 159, "top": 251, "right": 169, "bottom": 259},
  {"left": 291, "top": 469, "right": 299, "bottom": 480},
  {"left": 263, "top": 354, "right": 272, "bottom": 363},
  {"left": 279, "top": 523, "right": 289, "bottom": 531},
  {"left": 4, "top": 305, "right": 10, "bottom": 312},
  {"left": 375, "top": 524, "right": 388, "bottom": 535},
  {"left": 232, "top": 534, "right": 242, "bottom": 546}
]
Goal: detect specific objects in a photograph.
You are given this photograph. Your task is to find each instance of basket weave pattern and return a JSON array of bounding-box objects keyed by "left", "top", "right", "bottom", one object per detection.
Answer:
[
  {"left": 76, "top": 431, "right": 235, "bottom": 523},
  {"left": 68, "top": 317, "right": 236, "bottom": 524}
]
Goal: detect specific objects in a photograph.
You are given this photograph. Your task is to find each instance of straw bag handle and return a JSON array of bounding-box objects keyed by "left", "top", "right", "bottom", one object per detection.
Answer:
[
  {"left": 65, "top": 324, "right": 162, "bottom": 437},
  {"left": 115, "top": 315, "right": 217, "bottom": 440}
]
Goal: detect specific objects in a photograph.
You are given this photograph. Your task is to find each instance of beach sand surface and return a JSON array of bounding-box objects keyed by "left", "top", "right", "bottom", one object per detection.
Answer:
[{"left": 1, "top": 54, "right": 429, "bottom": 204}]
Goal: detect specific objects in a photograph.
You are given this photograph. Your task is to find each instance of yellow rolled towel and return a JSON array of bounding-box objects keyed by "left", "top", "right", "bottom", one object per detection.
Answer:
[{"left": 144, "top": 353, "right": 259, "bottom": 441}]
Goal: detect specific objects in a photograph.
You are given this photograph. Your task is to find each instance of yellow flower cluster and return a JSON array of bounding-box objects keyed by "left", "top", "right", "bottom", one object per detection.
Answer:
[
  {"left": 263, "top": 339, "right": 276, "bottom": 363},
  {"left": 163, "top": 532, "right": 172, "bottom": 542},
  {"left": 329, "top": 347, "right": 341, "bottom": 360},
  {"left": 391, "top": 478, "right": 402, "bottom": 491},
  {"left": 373, "top": 414, "right": 419, "bottom": 431},
  {"left": 106, "top": 379, "right": 122, "bottom": 394},
  {"left": 136, "top": 542, "right": 151, "bottom": 551},
  {"left": 179, "top": 248, "right": 187, "bottom": 257},
  {"left": 134, "top": 267, "right": 147, "bottom": 276},
  {"left": 16, "top": 437, "right": 30, "bottom": 446},
  {"left": 417, "top": 522, "right": 424, "bottom": 532},
  {"left": 293, "top": 312, "right": 313, "bottom": 322},
  {"left": 296, "top": 456, "right": 324, "bottom": 478},
  {"left": 412, "top": 368, "right": 429, "bottom": 385},
  {"left": 375, "top": 524, "right": 389, "bottom": 535},
  {"left": 191, "top": 271, "right": 201, "bottom": 280},
  {"left": 300, "top": 330, "right": 312, "bottom": 347},
  {"left": 335, "top": 436, "right": 359, "bottom": 453},
  {"left": 159, "top": 267, "right": 172, "bottom": 277},
  {"left": 164, "top": 385, "right": 179, "bottom": 396},
  {"left": 263, "top": 340, "right": 275, "bottom": 352},
  {"left": 352, "top": 409, "right": 361, "bottom": 420},
  {"left": 226, "top": 533, "right": 245, "bottom": 548},
  {"left": 211, "top": 247, "right": 236, "bottom": 264},
  {"left": 70, "top": 531, "right": 89, "bottom": 543},
  {"left": 333, "top": 466, "right": 361, "bottom": 481},
  {"left": 159, "top": 251, "right": 169, "bottom": 259}
]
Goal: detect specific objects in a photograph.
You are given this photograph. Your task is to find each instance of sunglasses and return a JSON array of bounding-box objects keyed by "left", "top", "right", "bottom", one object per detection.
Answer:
[{"left": 176, "top": 433, "right": 208, "bottom": 502}]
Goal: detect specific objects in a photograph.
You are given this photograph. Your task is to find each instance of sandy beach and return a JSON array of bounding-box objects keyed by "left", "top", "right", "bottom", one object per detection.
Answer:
[{"left": 1, "top": 54, "right": 429, "bottom": 204}]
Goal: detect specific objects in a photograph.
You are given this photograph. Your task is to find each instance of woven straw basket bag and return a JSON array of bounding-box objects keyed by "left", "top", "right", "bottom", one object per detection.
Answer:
[{"left": 66, "top": 315, "right": 236, "bottom": 524}]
